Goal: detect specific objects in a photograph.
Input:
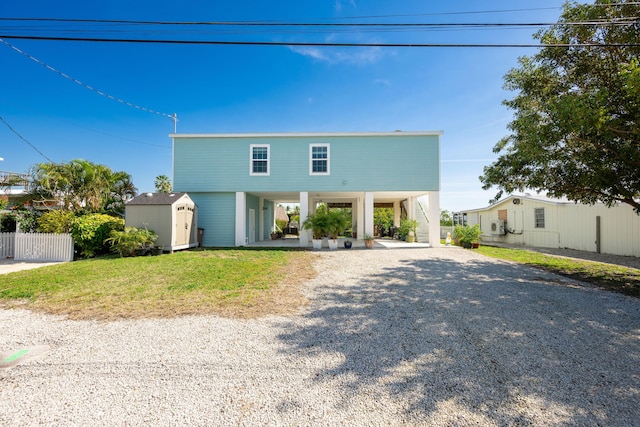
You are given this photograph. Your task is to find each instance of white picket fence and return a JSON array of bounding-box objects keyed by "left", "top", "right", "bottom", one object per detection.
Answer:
[{"left": 0, "top": 232, "right": 74, "bottom": 262}]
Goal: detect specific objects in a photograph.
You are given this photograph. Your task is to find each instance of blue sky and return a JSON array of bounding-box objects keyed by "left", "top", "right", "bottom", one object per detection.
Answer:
[{"left": 0, "top": 0, "right": 565, "bottom": 212}]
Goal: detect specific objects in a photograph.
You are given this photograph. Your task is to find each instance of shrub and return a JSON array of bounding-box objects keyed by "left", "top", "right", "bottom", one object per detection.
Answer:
[
  {"left": 5, "top": 208, "right": 40, "bottom": 233},
  {"left": 0, "top": 213, "right": 16, "bottom": 232},
  {"left": 71, "top": 213, "right": 124, "bottom": 257},
  {"left": 398, "top": 218, "right": 418, "bottom": 238},
  {"left": 38, "top": 210, "right": 76, "bottom": 233},
  {"left": 454, "top": 224, "right": 481, "bottom": 247},
  {"left": 105, "top": 226, "right": 158, "bottom": 257},
  {"left": 302, "top": 204, "right": 331, "bottom": 239},
  {"left": 276, "top": 218, "right": 288, "bottom": 232}
]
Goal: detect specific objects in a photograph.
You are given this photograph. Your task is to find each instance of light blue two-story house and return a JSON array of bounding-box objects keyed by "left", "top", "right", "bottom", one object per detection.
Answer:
[{"left": 171, "top": 131, "right": 442, "bottom": 248}]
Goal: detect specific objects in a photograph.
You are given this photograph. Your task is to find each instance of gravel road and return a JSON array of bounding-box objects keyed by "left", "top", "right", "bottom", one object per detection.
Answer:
[{"left": 1, "top": 247, "right": 639, "bottom": 426}]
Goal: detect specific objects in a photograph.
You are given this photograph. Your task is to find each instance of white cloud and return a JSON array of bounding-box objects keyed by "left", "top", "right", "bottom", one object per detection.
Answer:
[
  {"left": 334, "top": 0, "right": 356, "bottom": 12},
  {"left": 373, "top": 78, "right": 391, "bottom": 86},
  {"left": 289, "top": 45, "right": 384, "bottom": 65}
]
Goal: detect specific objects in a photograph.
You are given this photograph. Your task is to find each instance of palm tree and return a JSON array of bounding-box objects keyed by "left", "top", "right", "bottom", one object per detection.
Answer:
[
  {"left": 26, "top": 159, "right": 136, "bottom": 215},
  {"left": 154, "top": 175, "right": 172, "bottom": 193}
]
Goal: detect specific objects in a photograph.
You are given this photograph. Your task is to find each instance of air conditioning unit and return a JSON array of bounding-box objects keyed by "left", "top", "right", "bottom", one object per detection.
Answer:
[{"left": 491, "top": 220, "right": 506, "bottom": 235}]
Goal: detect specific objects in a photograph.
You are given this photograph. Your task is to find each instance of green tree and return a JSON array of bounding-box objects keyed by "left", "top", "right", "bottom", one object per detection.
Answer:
[
  {"left": 480, "top": 1, "right": 640, "bottom": 212},
  {"left": 374, "top": 207, "right": 394, "bottom": 233},
  {"left": 26, "top": 159, "right": 137, "bottom": 215},
  {"left": 440, "top": 210, "right": 453, "bottom": 227},
  {"left": 154, "top": 174, "right": 172, "bottom": 193}
]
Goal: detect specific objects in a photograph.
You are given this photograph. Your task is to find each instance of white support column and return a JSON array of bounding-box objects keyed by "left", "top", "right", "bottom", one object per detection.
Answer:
[
  {"left": 235, "top": 192, "right": 246, "bottom": 246},
  {"left": 299, "top": 192, "right": 309, "bottom": 247},
  {"left": 364, "top": 192, "right": 374, "bottom": 238},
  {"left": 428, "top": 191, "right": 441, "bottom": 247},
  {"left": 356, "top": 196, "right": 364, "bottom": 240},
  {"left": 393, "top": 200, "right": 401, "bottom": 227}
]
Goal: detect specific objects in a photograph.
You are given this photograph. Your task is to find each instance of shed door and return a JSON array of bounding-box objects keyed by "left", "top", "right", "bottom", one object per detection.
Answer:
[{"left": 176, "top": 204, "right": 193, "bottom": 246}]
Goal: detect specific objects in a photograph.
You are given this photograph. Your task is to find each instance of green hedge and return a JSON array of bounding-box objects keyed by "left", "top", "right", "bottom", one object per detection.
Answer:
[{"left": 71, "top": 213, "right": 124, "bottom": 258}]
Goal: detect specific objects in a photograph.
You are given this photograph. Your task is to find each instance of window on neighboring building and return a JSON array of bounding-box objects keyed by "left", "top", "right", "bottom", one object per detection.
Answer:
[
  {"left": 310, "top": 144, "right": 330, "bottom": 175},
  {"left": 534, "top": 208, "right": 545, "bottom": 228},
  {"left": 250, "top": 144, "right": 270, "bottom": 176}
]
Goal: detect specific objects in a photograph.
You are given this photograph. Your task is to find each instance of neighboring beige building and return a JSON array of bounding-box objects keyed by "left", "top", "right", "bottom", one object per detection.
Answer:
[
  {"left": 125, "top": 192, "right": 198, "bottom": 251},
  {"left": 458, "top": 194, "right": 640, "bottom": 257}
]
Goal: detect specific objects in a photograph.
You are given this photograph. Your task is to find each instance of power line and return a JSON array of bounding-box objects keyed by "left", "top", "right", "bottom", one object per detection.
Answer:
[
  {"left": 0, "top": 38, "right": 175, "bottom": 121},
  {"left": 1, "top": 34, "right": 638, "bottom": 48},
  {"left": 0, "top": 115, "right": 52, "bottom": 162},
  {"left": 0, "top": 16, "right": 637, "bottom": 28}
]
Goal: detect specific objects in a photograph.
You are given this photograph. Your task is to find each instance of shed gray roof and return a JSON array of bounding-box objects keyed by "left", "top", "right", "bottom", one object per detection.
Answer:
[{"left": 126, "top": 192, "right": 191, "bottom": 206}]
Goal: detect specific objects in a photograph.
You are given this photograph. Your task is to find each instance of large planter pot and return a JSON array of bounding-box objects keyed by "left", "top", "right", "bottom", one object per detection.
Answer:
[
  {"left": 406, "top": 235, "right": 415, "bottom": 243},
  {"left": 364, "top": 239, "right": 374, "bottom": 249},
  {"left": 328, "top": 239, "right": 339, "bottom": 250},
  {"left": 312, "top": 239, "right": 323, "bottom": 250},
  {"left": 134, "top": 247, "right": 149, "bottom": 257}
]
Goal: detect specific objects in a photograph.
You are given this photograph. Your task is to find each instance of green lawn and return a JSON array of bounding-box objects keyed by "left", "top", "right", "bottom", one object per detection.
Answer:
[
  {"left": 0, "top": 249, "right": 316, "bottom": 320},
  {"left": 476, "top": 246, "right": 640, "bottom": 297},
  {"left": 2, "top": 245, "right": 637, "bottom": 321}
]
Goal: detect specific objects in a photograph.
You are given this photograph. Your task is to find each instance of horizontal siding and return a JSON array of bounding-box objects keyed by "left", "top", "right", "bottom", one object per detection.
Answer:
[
  {"left": 187, "top": 193, "right": 236, "bottom": 247},
  {"left": 173, "top": 134, "right": 439, "bottom": 193}
]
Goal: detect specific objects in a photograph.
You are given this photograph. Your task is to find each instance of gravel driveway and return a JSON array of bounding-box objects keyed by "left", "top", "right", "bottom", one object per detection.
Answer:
[{"left": 1, "top": 247, "right": 639, "bottom": 426}]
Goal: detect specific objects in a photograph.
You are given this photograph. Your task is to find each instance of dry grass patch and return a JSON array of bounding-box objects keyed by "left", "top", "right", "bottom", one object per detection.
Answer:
[{"left": 0, "top": 249, "right": 318, "bottom": 320}]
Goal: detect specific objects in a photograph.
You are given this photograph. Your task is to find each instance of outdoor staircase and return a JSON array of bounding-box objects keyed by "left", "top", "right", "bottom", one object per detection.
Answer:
[
  {"left": 401, "top": 197, "right": 431, "bottom": 244},
  {"left": 415, "top": 197, "right": 430, "bottom": 244}
]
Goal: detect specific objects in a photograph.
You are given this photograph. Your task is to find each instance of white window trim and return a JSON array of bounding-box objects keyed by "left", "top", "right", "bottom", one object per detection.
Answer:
[
  {"left": 309, "top": 143, "right": 330, "bottom": 175},
  {"left": 250, "top": 144, "right": 270, "bottom": 176}
]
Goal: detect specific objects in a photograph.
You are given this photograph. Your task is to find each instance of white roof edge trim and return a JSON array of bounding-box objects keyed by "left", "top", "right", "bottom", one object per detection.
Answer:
[
  {"left": 169, "top": 131, "right": 444, "bottom": 138},
  {"left": 457, "top": 193, "right": 600, "bottom": 213}
]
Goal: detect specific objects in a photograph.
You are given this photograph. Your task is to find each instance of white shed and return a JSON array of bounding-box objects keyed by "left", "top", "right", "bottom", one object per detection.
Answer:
[
  {"left": 125, "top": 192, "right": 198, "bottom": 251},
  {"left": 458, "top": 194, "right": 640, "bottom": 257}
]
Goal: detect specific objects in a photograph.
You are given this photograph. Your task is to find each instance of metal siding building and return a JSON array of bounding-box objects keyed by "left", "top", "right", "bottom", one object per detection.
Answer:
[{"left": 459, "top": 194, "right": 640, "bottom": 257}]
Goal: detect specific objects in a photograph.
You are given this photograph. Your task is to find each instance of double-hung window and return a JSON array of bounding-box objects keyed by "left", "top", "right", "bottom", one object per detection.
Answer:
[
  {"left": 250, "top": 144, "right": 270, "bottom": 176},
  {"left": 310, "top": 144, "right": 330, "bottom": 175}
]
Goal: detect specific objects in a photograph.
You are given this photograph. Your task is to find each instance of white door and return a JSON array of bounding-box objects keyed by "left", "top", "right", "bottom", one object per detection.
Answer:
[{"left": 249, "top": 209, "right": 256, "bottom": 244}]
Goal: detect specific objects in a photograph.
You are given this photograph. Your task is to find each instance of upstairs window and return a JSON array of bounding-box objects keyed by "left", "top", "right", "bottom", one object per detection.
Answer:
[
  {"left": 534, "top": 208, "right": 545, "bottom": 228},
  {"left": 250, "top": 144, "right": 270, "bottom": 176},
  {"left": 310, "top": 144, "right": 330, "bottom": 175}
]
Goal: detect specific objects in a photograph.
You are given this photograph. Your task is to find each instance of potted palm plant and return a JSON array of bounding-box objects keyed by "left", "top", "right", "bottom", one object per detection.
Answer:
[
  {"left": 326, "top": 209, "right": 349, "bottom": 250},
  {"left": 302, "top": 204, "right": 330, "bottom": 249},
  {"left": 454, "top": 224, "right": 481, "bottom": 248}
]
